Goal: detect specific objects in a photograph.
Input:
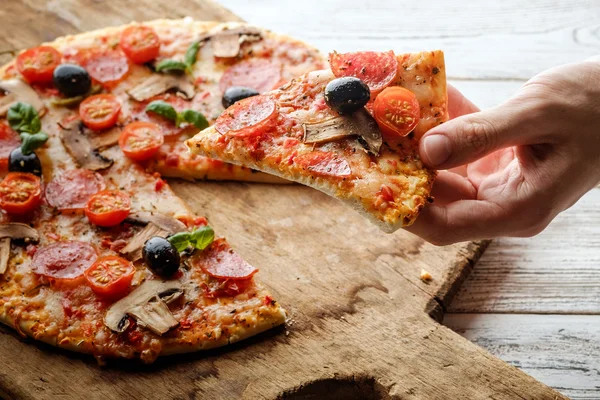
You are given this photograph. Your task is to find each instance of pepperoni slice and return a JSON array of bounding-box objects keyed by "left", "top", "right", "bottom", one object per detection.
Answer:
[
  {"left": 214, "top": 95, "right": 277, "bottom": 137},
  {"left": 32, "top": 241, "right": 98, "bottom": 280},
  {"left": 219, "top": 58, "right": 282, "bottom": 94},
  {"left": 45, "top": 169, "right": 106, "bottom": 211},
  {"left": 77, "top": 49, "right": 130, "bottom": 88},
  {"left": 192, "top": 238, "right": 258, "bottom": 280},
  {"left": 329, "top": 51, "right": 398, "bottom": 94},
  {"left": 294, "top": 151, "right": 352, "bottom": 178},
  {"left": 0, "top": 122, "right": 21, "bottom": 170}
]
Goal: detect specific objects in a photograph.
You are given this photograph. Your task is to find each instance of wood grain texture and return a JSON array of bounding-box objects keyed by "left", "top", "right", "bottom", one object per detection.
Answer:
[{"left": 445, "top": 314, "right": 600, "bottom": 400}]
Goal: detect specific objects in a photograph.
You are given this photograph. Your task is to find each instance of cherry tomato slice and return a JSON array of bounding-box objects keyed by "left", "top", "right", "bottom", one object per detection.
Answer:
[
  {"left": 294, "top": 151, "right": 352, "bottom": 178},
  {"left": 372, "top": 86, "right": 420, "bottom": 138},
  {"left": 84, "top": 256, "right": 135, "bottom": 298},
  {"left": 32, "top": 241, "right": 97, "bottom": 280},
  {"left": 120, "top": 26, "right": 161, "bottom": 64},
  {"left": 84, "top": 190, "right": 131, "bottom": 227},
  {"left": 0, "top": 122, "right": 21, "bottom": 170},
  {"left": 329, "top": 51, "right": 398, "bottom": 94},
  {"left": 191, "top": 238, "right": 258, "bottom": 280},
  {"left": 0, "top": 172, "right": 42, "bottom": 215},
  {"left": 214, "top": 95, "right": 277, "bottom": 137},
  {"left": 218, "top": 59, "right": 282, "bottom": 94},
  {"left": 77, "top": 49, "right": 130, "bottom": 88},
  {"left": 118, "top": 121, "right": 164, "bottom": 161},
  {"left": 79, "top": 94, "right": 121, "bottom": 131},
  {"left": 16, "top": 46, "right": 62, "bottom": 84},
  {"left": 45, "top": 169, "right": 106, "bottom": 211}
]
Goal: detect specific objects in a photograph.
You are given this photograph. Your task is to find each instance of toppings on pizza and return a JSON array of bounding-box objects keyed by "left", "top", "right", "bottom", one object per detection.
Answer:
[
  {"left": 126, "top": 211, "right": 187, "bottom": 233},
  {"left": 127, "top": 74, "right": 195, "bottom": 102},
  {"left": 372, "top": 87, "right": 420, "bottom": 138},
  {"left": 222, "top": 86, "right": 259, "bottom": 109},
  {"left": 104, "top": 279, "right": 183, "bottom": 334},
  {"left": 324, "top": 77, "right": 370, "bottom": 115},
  {"left": 59, "top": 121, "right": 114, "bottom": 170},
  {"left": 8, "top": 147, "right": 42, "bottom": 176},
  {"left": 146, "top": 100, "right": 208, "bottom": 130},
  {"left": 84, "top": 190, "right": 131, "bottom": 227},
  {"left": 205, "top": 25, "right": 262, "bottom": 58},
  {"left": 53, "top": 64, "right": 92, "bottom": 97},
  {"left": 45, "top": 169, "right": 105, "bottom": 210},
  {"left": 214, "top": 95, "right": 278, "bottom": 137},
  {"left": 219, "top": 58, "right": 282, "bottom": 94},
  {"left": 32, "top": 241, "right": 98, "bottom": 280},
  {"left": 156, "top": 40, "right": 200, "bottom": 74},
  {"left": 16, "top": 46, "right": 62, "bottom": 84},
  {"left": 294, "top": 151, "right": 352, "bottom": 178},
  {"left": 119, "top": 26, "right": 161, "bottom": 64},
  {"left": 76, "top": 49, "right": 130, "bottom": 88},
  {"left": 79, "top": 94, "right": 121, "bottom": 131},
  {"left": 120, "top": 212, "right": 186, "bottom": 261},
  {"left": 0, "top": 79, "right": 44, "bottom": 116},
  {"left": 84, "top": 256, "right": 135, "bottom": 298},
  {"left": 329, "top": 50, "right": 398, "bottom": 94},
  {"left": 191, "top": 238, "right": 257, "bottom": 280},
  {"left": 167, "top": 225, "right": 214, "bottom": 252},
  {"left": 0, "top": 223, "right": 39, "bottom": 274},
  {"left": 0, "top": 172, "right": 42, "bottom": 214},
  {"left": 118, "top": 121, "right": 164, "bottom": 161},
  {"left": 142, "top": 236, "right": 181, "bottom": 278}
]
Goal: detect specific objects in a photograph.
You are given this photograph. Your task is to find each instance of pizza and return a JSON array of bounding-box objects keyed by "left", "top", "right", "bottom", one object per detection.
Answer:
[
  {"left": 187, "top": 50, "right": 448, "bottom": 232},
  {"left": 0, "top": 19, "right": 325, "bottom": 183},
  {"left": 0, "top": 19, "right": 303, "bottom": 363}
]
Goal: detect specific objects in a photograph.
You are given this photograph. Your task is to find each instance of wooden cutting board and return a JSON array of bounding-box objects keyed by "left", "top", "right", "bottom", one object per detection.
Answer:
[{"left": 0, "top": 1, "right": 565, "bottom": 399}]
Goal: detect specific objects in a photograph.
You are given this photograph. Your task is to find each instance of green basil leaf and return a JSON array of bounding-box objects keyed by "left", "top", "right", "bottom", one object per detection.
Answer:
[
  {"left": 184, "top": 41, "right": 200, "bottom": 70},
  {"left": 146, "top": 100, "right": 178, "bottom": 122},
  {"left": 20, "top": 132, "right": 48, "bottom": 155},
  {"left": 155, "top": 59, "right": 189, "bottom": 73},
  {"left": 7, "top": 102, "right": 41, "bottom": 134},
  {"left": 189, "top": 226, "right": 214, "bottom": 251},
  {"left": 179, "top": 110, "right": 209, "bottom": 130},
  {"left": 168, "top": 232, "right": 191, "bottom": 252}
]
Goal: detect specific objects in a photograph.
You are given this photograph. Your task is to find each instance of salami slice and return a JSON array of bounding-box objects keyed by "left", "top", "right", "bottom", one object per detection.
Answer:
[
  {"left": 77, "top": 49, "right": 130, "bottom": 88},
  {"left": 193, "top": 238, "right": 258, "bottom": 280},
  {"left": 294, "top": 151, "right": 352, "bottom": 178},
  {"left": 219, "top": 58, "right": 282, "bottom": 94},
  {"left": 329, "top": 51, "right": 398, "bottom": 94},
  {"left": 214, "top": 95, "right": 277, "bottom": 136},
  {"left": 0, "top": 122, "right": 21, "bottom": 169},
  {"left": 32, "top": 241, "right": 98, "bottom": 279},
  {"left": 45, "top": 169, "right": 106, "bottom": 210}
]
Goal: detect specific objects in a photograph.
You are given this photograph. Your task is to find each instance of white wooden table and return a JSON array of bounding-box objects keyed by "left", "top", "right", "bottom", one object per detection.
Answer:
[{"left": 218, "top": 0, "right": 600, "bottom": 397}]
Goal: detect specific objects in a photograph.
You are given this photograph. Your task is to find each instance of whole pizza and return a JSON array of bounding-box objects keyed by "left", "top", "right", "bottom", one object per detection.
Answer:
[{"left": 0, "top": 18, "right": 446, "bottom": 363}]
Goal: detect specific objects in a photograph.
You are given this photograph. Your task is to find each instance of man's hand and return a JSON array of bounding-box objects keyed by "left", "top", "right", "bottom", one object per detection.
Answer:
[{"left": 406, "top": 60, "right": 600, "bottom": 245}]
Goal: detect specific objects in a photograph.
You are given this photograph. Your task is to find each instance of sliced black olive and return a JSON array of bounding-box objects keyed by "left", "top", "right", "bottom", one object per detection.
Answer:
[
  {"left": 53, "top": 64, "right": 91, "bottom": 97},
  {"left": 222, "top": 86, "right": 259, "bottom": 108},
  {"left": 8, "top": 147, "right": 41, "bottom": 176},
  {"left": 142, "top": 236, "right": 181, "bottom": 278},
  {"left": 324, "top": 77, "right": 370, "bottom": 115}
]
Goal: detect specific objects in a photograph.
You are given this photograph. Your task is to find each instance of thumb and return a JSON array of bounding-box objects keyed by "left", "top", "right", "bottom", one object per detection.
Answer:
[{"left": 419, "top": 102, "right": 531, "bottom": 169}]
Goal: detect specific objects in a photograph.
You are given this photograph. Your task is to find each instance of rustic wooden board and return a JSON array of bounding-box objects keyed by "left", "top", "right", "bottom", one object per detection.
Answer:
[{"left": 0, "top": 1, "right": 567, "bottom": 399}]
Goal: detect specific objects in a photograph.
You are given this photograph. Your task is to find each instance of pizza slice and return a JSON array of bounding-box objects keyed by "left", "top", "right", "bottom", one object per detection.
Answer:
[{"left": 187, "top": 50, "right": 448, "bottom": 232}]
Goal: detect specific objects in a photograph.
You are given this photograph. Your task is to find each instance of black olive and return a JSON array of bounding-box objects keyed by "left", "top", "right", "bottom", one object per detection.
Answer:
[
  {"left": 8, "top": 147, "right": 42, "bottom": 176},
  {"left": 53, "top": 64, "right": 91, "bottom": 97},
  {"left": 142, "top": 236, "right": 181, "bottom": 278},
  {"left": 222, "top": 86, "right": 259, "bottom": 108},
  {"left": 324, "top": 77, "right": 370, "bottom": 115}
]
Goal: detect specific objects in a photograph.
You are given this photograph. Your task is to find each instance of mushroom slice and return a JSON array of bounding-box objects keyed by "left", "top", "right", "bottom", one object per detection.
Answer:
[
  {"left": 88, "top": 126, "right": 122, "bottom": 150},
  {"left": 104, "top": 280, "right": 183, "bottom": 334},
  {"left": 202, "top": 26, "right": 262, "bottom": 58},
  {"left": 0, "top": 79, "right": 44, "bottom": 116},
  {"left": 121, "top": 213, "right": 187, "bottom": 261},
  {"left": 120, "top": 223, "right": 169, "bottom": 262},
  {"left": 126, "top": 212, "right": 187, "bottom": 233},
  {"left": 302, "top": 110, "right": 382, "bottom": 155},
  {"left": 59, "top": 121, "right": 114, "bottom": 170},
  {"left": 127, "top": 74, "right": 195, "bottom": 102},
  {"left": 0, "top": 223, "right": 39, "bottom": 274}
]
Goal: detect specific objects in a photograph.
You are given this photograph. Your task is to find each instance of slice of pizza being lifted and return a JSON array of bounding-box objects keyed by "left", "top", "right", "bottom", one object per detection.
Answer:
[{"left": 187, "top": 50, "right": 448, "bottom": 232}]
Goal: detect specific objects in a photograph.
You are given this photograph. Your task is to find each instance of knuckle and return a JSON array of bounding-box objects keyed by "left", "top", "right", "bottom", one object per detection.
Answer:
[{"left": 459, "top": 118, "right": 498, "bottom": 156}]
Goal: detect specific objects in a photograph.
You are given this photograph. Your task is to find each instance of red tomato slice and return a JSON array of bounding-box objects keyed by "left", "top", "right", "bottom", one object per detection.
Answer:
[
  {"left": 219, "top": 58, "right": 282, "bottom": 94},
  {"left": 79, "top": 94, "right": 121, "bottom": 131},
  {"left": 214, "top": 95, "right": 277, "bottom": 137},
  {"left": 329, "top": 51, "right": 398, "bottom": 94},
  {"left": 118, "top": 121, "right": 164, "bottom": 161},
  {"left": 0, "top": 172, "right": 42, "bottom": 215},
  {"left": 45, "top": 169, "right": 106, "bottom": 211},
  {"left": 32, "top": 241, "right": 98, "bottom": 280},
  {"left": 119, "top": 26, "right": 161, "bottom": 64},
  {"left": 372, "top": 86, "right": 420, "bottom": 138},
  {"left": 0, "top": 122, "right": 21, "bottom": 170},
  {"left": 77, "top": 49, "right": 130, "bottom": 88},
  {"left": 191, "top": 238, "right": 258, "bottom": 280},
  {"left": 16, "top": 46, "right": 62, "bottom": 84},
  {"left": 294, "top": 152, "right": 352, "bottom": 178},
  {"left": 84, "top": 190, "right": 131, "bottom": 227},
  {"left": 84, "top": 256, "right": 135, "bottom": 298}
]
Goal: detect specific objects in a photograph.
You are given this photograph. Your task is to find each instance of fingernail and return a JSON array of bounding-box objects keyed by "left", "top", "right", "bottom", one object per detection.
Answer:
[{"left": 422, "top": 135, "right": 451, "bottom": 166}]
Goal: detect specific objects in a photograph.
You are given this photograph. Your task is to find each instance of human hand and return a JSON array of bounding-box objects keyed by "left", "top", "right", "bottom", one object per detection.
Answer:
[{"left": 406, "top": 60, "right": 600, "bottom": 245}]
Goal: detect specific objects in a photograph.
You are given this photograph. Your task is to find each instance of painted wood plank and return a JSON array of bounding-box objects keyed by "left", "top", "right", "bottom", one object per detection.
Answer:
[
  {"left": 449, "top": 188, "right": 600, "bottom": 314},
  {"left": 219, "top": 0, "right": 600, "bottom": 80},
  {"left": 444, "top": 314, "right": 600, "bottom": 400}
]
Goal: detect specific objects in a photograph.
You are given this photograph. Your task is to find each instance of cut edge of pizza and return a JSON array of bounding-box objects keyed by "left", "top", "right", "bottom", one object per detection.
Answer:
[{"left": 187, "top": 50, "right": 448, "bottom": 232}]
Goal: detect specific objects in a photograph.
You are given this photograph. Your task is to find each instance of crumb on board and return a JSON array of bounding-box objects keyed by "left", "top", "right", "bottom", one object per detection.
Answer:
[{"left": 420, "top": 269, "right": 433, "bottom": 282}]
